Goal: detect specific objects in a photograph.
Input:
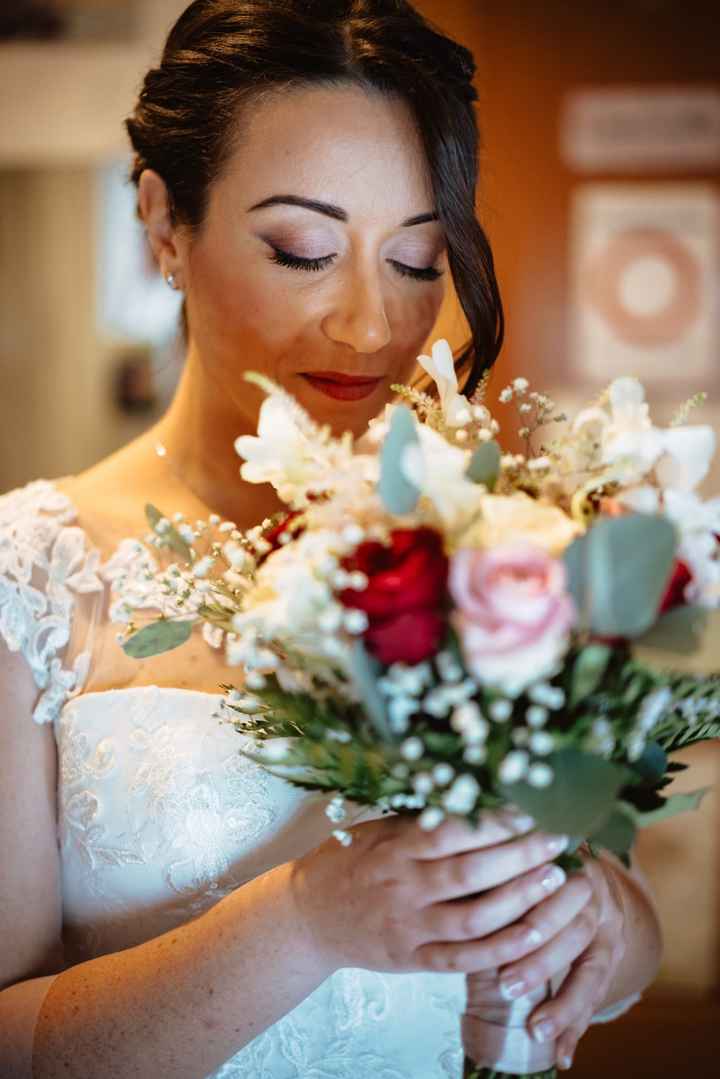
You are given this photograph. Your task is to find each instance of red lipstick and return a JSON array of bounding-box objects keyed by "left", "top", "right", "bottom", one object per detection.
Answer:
[{"left": 301, "top": 372, "right": 384, "bottom": 402}]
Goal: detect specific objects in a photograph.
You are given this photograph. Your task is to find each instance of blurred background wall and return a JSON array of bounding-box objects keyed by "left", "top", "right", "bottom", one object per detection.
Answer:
[{"left": 0, "top": 0, "right": 718, "bottom": 1071}]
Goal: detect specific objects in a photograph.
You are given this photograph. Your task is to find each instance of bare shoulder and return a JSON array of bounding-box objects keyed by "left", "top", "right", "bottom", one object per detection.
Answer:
[{"left": 54, "top": 430, "right": 197, "bottom": 553}]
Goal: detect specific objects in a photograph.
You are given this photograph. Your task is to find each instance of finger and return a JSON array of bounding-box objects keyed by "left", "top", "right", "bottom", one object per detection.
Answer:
[
  {"left": 401, "top": 807, "right": 540, "bottom": 861},
  {"left": 414, "top": 878, "right": 594, "bottom": 973},
  {"left": 414, "top": 918, "right": 543, "bottom": 973},
  {"left": 419, "top": 828, "right": 571, "bottom": 901},
  {"left": 528, "top": 944, "right": 615, "bottom": 1047},
  {"left": 422, "top": 861, "right": 568, "bottom": 941},
  {"left": 496, "top": 887, "right": 597, "bottom": 1002},
  {"left": 555, "top": 1024, "right": 586, "bottom": 1071}
]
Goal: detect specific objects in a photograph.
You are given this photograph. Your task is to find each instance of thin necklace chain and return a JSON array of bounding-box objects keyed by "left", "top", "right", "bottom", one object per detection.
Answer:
[{"left": 153, "top": 437, "right": 228, "bottom": 522}]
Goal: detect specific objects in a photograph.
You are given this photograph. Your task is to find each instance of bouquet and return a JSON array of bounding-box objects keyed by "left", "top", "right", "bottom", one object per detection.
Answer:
[{"left": 111, "top": 339, "right": 720, "bottom": 1079}]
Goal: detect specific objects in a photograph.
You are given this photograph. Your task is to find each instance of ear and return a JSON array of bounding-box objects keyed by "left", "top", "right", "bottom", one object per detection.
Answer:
[{"left": 138, "top": 169, "right": 184, "bottom": 285}]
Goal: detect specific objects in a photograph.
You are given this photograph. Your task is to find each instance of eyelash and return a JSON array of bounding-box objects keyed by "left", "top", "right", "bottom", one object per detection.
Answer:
[{"left": 268, "top": 245, "right": 444, "bottom": 282}]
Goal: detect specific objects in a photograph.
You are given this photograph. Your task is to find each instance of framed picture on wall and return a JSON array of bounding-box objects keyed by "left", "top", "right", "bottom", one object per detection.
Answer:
[{"left": 568, "top": 182, "right": 720, "bottom": 394}]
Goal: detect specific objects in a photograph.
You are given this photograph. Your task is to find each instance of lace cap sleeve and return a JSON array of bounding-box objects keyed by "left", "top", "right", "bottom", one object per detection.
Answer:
[{"left": 0, "top": 479, "right": 105, "bottom": 725}]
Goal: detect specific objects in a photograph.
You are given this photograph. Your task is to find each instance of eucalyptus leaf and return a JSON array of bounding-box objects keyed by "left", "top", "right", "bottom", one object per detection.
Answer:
[
  {"left": 630, "top": 787, "right": 711, "bottom": 827},
  {"left": 498, "top": 748, "right": 628, "bottom": 837},
  {"left": 563, "top": 514, "right": 677, "bottom": 638},
  {"left": 631, "top": 606, "right": 720, "bottom": 675},
  {"left": 145, "top": 503, "right": 194, "bottom": 563},
  {"left": 466, "top": 440, "right": 501, "bottom": 490},
  {"left": 378, "top": 406, "right": 420, "bottom": 515},
  {"left": 588, "top": 804, "right": 637, "bottom": 858},
  {"left": 349, "top": 639, "right": 392, "bottom": 741},
  {"left": 563, "top": 538, "right": 588, "bottom": 627},
  {"left": 122, "top": 619, "right": 194, "bottom": 658},
  {"left": 569, "top": 644, "right": 612, "bottom": 708}
]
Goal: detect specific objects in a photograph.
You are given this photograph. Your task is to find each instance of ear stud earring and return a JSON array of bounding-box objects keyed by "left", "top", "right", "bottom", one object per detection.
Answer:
[{"left": 166, "top": 273, "right": 179, "bottom": 290}]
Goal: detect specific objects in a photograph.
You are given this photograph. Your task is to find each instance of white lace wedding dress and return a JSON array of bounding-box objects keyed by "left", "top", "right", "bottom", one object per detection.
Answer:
[{"left": 0, "top": 478, "right": 639, "bottom": 1079}]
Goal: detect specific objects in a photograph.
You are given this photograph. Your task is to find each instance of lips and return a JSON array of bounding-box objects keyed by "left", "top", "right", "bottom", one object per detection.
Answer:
[
  {"left": 302, "top": 371, "right": 384, "bottom": 385},
  {"left": 301, "top": 372, "right": 384, "bottom": 402}
]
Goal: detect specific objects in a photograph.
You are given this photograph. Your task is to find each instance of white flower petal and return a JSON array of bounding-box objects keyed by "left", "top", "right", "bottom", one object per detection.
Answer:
[
  {"left": 609, "top": 376, "right": 648, "bottom": 416},
  {"left": 617, "top": 486, "right": 660, "bottom": 515},
  {"left": 656, "top": 425, "right": 716, "bottom": 492}
]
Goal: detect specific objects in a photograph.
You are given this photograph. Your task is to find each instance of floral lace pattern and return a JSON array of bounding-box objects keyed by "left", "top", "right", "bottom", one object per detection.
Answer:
[{"left": 0, "top": 479, "right": 104, "bottom": 724}]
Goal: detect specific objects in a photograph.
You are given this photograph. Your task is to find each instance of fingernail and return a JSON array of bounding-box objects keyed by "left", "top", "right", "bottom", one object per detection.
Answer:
[
  {"left": 540, "top": 865, "right": 566, "bottom": 892},
  {"left": 558, "top": 1051, "right": 574, "bottom": 1070},
  {"left": 499, "top": 978, "right": 526, "bottom": 1001},
  {"left": 510, "top": 813, "right": 536, "bottom": 832},
  {"left": 545, "top": 834, "right": 570, "bottom": 855},
  {"left": 524, "top": 927, "right": 544, "bottom": 947},
  {"left": 532, "top": 1018, "right": 555, "bottom": 1043}
]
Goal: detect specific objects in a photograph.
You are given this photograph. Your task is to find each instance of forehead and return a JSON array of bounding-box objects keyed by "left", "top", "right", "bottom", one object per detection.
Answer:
[{"left": 217, "top": 83, "right": 434, "bottom": 220}]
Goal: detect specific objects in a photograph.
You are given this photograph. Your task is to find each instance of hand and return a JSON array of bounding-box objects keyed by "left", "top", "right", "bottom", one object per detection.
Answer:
[
  {"left": 491, "top": 848, "right": 626, "bottom": 1071},
  {"left": 288, "top": 808, "right": 573, "bottom": 976}
]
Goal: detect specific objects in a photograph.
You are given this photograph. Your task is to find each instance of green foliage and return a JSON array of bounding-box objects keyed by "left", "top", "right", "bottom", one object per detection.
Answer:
[
  {"left": 564, "top": 514, "right": 677, "bottom": 637},
  {"left": 569, "top": 644, "right": 612, "bottom": 708},
  {"left": 466, "top": 440, "right": 501, "bottom": 489},
  {"left": 145, "top": 503, "right": 194, "bottom": 563},
  {"left": 587, "top": 804, "right": 637, "bottom": 859},
  {"left": 629, "top": 740, "right": 667, "bottom": 783},
  {"left": 122, "top": 619, "right": 194, "bottom": 658},
  {"left": 378, "top": 405, "right": 420, "bottom": 515},
  {"left": 629, "top": 788, "right": 710, "bottom": 827},
  {"left": 498, "top": 748, "right": 629, "bottom": 837},
  {"left": 348, "top": 640, "right": 393, "bottom": 741}
]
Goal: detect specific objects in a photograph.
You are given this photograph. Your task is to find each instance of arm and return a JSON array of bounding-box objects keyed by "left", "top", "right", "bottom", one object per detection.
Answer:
[
  {"left": 3, "top": 858, "right": 334, "bottom": 1079},
  {"left": 0, "top": 640, "right": 335, "bottom": 1079}
]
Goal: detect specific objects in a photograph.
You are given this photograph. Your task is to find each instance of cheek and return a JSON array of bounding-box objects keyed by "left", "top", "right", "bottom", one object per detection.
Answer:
[
  {"left": 189, "top": 240, "right": 309, "bottom": 353},
  {"left": 405, "top": 286, "right": 442, "bottom": 334}
]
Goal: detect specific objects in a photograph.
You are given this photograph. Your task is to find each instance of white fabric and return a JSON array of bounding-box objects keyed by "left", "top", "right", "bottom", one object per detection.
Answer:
[{"left": 0, "top": 478, "right": 639, "bottom": 1078}]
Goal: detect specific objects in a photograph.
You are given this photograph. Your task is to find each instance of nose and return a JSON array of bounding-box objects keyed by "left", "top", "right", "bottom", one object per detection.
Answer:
[{"left": 321, "top": 260, "right": 392, "bottom": 354}]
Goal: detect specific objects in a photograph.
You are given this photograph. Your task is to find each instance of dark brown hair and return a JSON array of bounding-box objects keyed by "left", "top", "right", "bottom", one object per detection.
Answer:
[{"left": 126, "top": 0, "right": 504, "bottom": 395}]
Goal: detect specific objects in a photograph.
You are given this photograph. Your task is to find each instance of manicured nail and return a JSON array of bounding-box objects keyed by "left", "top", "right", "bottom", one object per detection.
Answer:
[
  {"left": 540, "top": 866, "right": 566, "bottom": 892},
  {"left": 510, "top": 813, "right": 536, "bottom": 832},
  {"left": 545, "top": 834, "right": 570, "bottom": 855},
  {"left": 532, "top": 1018, "right": 555, "bottom": 1043},
  {"left": 558, "top": 1051, "right": 574, "bottom": 1070},
  {"left": 499, "top": 978, "right": 527, "bottom": 1001}
]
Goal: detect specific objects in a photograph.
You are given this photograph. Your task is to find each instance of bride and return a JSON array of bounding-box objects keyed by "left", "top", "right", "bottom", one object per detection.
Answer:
[{"left": 0, "top": 2, "right": 662, "bottom": 1076}]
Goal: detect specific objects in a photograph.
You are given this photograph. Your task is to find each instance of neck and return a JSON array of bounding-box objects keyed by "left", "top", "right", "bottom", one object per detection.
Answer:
[{"left": 149, "top": 345, "right": 287, "bottom": 530}]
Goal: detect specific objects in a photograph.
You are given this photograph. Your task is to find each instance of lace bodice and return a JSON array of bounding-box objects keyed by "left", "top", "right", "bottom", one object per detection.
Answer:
[{"left": 0, "top": 478, "right": 638, "bottom": 1078}]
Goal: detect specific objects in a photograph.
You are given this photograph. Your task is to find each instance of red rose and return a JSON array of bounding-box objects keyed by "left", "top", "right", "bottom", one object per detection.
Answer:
[
  {"left": 659, "top": 559, "right": 693, "bottom": 613},
  {"left": 338, "top": 527, "right": 449, "bottom": 665},
  {"left": 257, "top": 510, "right": 305, "bottom": 565}
]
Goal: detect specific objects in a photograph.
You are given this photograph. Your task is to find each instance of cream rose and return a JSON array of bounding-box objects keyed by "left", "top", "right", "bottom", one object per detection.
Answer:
[{"left": 458, "top": 493, "right": 581, "bottom": 557}]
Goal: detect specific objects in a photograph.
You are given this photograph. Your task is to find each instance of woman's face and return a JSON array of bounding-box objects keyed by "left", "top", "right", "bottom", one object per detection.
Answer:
[{"left": 174, "top": 83, "right": 448, "bottom": 437}]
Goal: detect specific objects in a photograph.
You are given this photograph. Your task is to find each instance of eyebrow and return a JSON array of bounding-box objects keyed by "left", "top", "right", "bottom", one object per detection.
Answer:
[{"left": 247, "top": 194, "right": 439, "bottom": 228}]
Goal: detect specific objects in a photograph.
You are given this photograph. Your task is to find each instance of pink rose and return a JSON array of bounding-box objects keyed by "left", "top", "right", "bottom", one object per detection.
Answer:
[{"left": 449, "top": 544, "right": 576, "bottom": 696}]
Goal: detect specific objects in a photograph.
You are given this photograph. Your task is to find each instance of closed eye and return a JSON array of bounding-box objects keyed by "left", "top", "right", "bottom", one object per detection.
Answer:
[{"left": 267, "top": 245, "right": 444, "bottom": 282}]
